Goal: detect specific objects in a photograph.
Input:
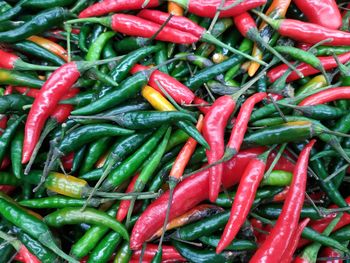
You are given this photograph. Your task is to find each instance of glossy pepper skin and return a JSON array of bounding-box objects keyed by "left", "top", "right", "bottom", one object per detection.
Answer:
[
  {"left": 130, "top": 147, "right": 295, "bottom": 249},
  {"left": 299, "top": 87, "right": 350, "bottom": 106},
  {"left": 293, "top": 0, "right": 341, "bottom": 29},
  {"left": 203, "top": 95, "right": 235, "bottom": 202},
  {"left": 79, "top": 0, "right": 159, "bottom": 18},
  {"left": 23, "top": 62, "right": 80, "bottom": 164},
  {"left": 250, "top": 140, "right": 315, "bottom": 263}
]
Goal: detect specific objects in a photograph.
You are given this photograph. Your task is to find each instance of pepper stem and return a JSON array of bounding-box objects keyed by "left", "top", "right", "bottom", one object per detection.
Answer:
[
  {"left": 15, "top": 60, "right": 58, "bottom": 71},
  {"left": 202, "top": 33, "right": 267, "bottom": 65},
  {"left": 94, "top": 191, "right": 161, "bottom": 199},
  {"left": 251, "top": 10, "right": 281, "bottom": 30},
  {"left": 65, "top": 17, "right": 111, "bottom": 27}
]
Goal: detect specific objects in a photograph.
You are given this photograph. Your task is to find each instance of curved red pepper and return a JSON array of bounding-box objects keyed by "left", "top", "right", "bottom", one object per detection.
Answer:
[
  {"left": 250, "top": 140, "right": 315, "bottom": 263},
  {"left": 116, "top": 173, "right": 140, "bottom": 222},
  {"left": 130, "top": 147, "right": 295, "bottom": 249},
  {"left": 216, "top": 152, "right": 268, "bottom": 253},
  {"left": 267, "top": 52, "right": 350, "bottom": 83},
  {"left": 110, "top": 14, "right": 199, "bottom": 44},
  {"left": 0, "top": 49, "right": 18, "bottom": 69},
  {"left": 293, "top": 0, "right": 341, "bottom": 29},
  {"left": 279, "top": 218, "right": 311, "bottom": 263},
  {"left": 130, "top": 64, "right": 195, "bottom": 104},
  {"left": 299, "top": 87, "right": 350, "bottom": 106},
  {"left": 137, "top": 9, "right": 205, "bottom": 38},
  {"left": 186, "top": 0, "right": 266, "bottom": 18},
  {"left": 23, "top": 62, "right": 81, "bottom": 164},
  {"left": 131, "top": 244, "right": 186, "bottom": 262},
  {"left": 203, "top": 95, "right": 235, "bottom": 202},
  {"left": 79, "top": 0, "right": 160, "bottom": 18}
]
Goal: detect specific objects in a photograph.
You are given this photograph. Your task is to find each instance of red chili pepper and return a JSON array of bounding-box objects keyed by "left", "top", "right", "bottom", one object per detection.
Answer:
[
  {"left": 260, "top": 13, "right": 350, "bottom": 46},
  {"left": 0, "top": 156, "right": 10, "bottom": 171},
  {"left": 268, "top": 52, "right": 350, "bottom": 83},
  {"left": 250, "top": 140, "right": 315, "bottom": 263},
  {"left": 130, "top": 147, "right": 295, "bottom": 249},
  {"left": 116, "top": 173, "right": 140, "bottom": 222},
  {"left": 279, "top": 218, "right": 311, "bottom": 263},
  {"left": 14, "top": 87, "right": 41, "bottom": 98},
  {"left": 131, "top": 244, "right": 186, "bottom": 262},
  {"left": 216, "top": 148, "right": 271, "bottom": 253},
  {"left": 130, "top": 64, "right": 195, "bottom": 104},
  {"left": 293, "top": 0, "right": 341, "bottom": 29},
  {"left": 193, "top": 96, "right": 210, "bottom": 114},
  {"left": 61, "top": 152, "right": 74, "bottom": 171},
  {"left": 0, "top": 185, "right": 15, "bottom": 194},
  {"left": 251, "top": 218, "right": 264, "bottom": 244},
  {"left": 203, "top": 96, "right": 235, "bottom": 202},
  {"left": 318, "top": 246, "right": 344, "bottom": 263},
  {"left": 173, "top": 0, "right": 266, "bottom": 18},
  {"left": 15, "top": 244, "right": 41, "bottom": 263},
  {"left": 272, "top": 186, "right": 289, "bottom": 202},
  {"left": 79, "top": 0, "right": 159, "bottom": 18},
  {"left": 299, "top": 87, "right": 350, "bottom": 106}
]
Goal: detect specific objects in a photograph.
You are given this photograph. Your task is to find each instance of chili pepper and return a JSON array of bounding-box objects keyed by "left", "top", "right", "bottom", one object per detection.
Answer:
[
  {"left": 0, "top": 1, "right": 24, "bottom": 22},
  {"left": 185, "top": 39, "right": 252, "bottom": 90},
  {"left": 268, "top": 52, "right": 350, "bottom": 83},
  {"left": 136, "top": 9, "right": 263, "bottom": 64},
  {"left": 155, "top": 42, "right": 169, "bottom": 74},
  {"left": 87, "top": 231, "right": 122, "bottom": 263},
  {"left": 257, "top": 11, "right": 350, "bottom": 46},
  {"left": 16, "top": 244, "right": 41, "bottom": 263},
  {"left": 78, "top": 24, "right": 90, "bottom": 53},
  {"left": 216, "top": 149, "right": 272, "bottom": 253},
  {"left": 27, "top": 35, "right": 68, "bottom": 61},
  {"left": 23, "top": 58, "right": 121, "bottom": 164},
  {"left": 70, "top": 145, "right": 86, "bottom": 173},
  {"left": 23, "top": 0, "right": 75, "bottom": 9},
  {"left": 0, "top": 192, "right": 78, "bottom": 262},
  {"left": 44, "top": 207, "right": 129, "bottom": 240},
  {"left": 171, "top": 0, "right": 266, "bottom": 18},
  {"left": 19, "top": 196, "right": 107, "bottom": 208},
  {"left": 0, "top": 49, "right": 57, "bottom": 71},
  {"left": 111, "top": 46, "right": 160, "bottom": 83},
  {"left": 315, "top": 46, "right": 350, "bottom": 56},
  {"left": 0, "top": 8, "right": 69, "bottom": 43},
  {"left": 173, "top": 240, "right": 239, "bottom": 263},
  {"left": 318, "top": 246, "right": 344, "bottom": 263},
  {"left": 117, "top": 173, "right": 140, "bottom": 222},
  {"left": 248, "top": 0, "right": 291, "bottom": 76},
  {"left": 114, "top": 37, "right": 149, "bottom": 53},
  {"left": 130, "top": 147, "right": 294, "bottom": 248},
  {"left": 0, "top": 171, "right": 21, "bottom": 185},
  {"left": 114, "top": 241, "right": 132, "bottom": 263},
  {"left": 261, "top": 170, "right": 292, "bottom": 186},
  {"left": 131, "top": 244, "right": 185, "bottom": 262},
  {"left": 281, "top": 104, "right": 347, "bottom": 120},
  {"left": 10, "top": 129, "right": 24, "bottom": 179},
  {"left": 0, "top": 94, "right": 33, "bottom": 114},
  {"left": 100, "top": 125, "right": 168, "bottom": 192},
  {"left": 79, "top": 137, "right": 112, "bottom": 175},
  {"left": 293, "top": 0, "right": 341, "bottom": 29},
  {"left": 279, "top": 218, "right": 311, "bottom": 263},
  {"left": 234, "top": 12, "right": 301, "bottom": 77},
  {"left": 0, "top": 69, "right": 44, "bottom": 88},
  {"left": 256, "top": 204, "right": 323, "bottom": 220},
  {"left": 299, "top": 87, "right": 350, "bottom": 106},
  {"left": 296, "top": 213, "right": 342, "bottom": 263},
  {"left": 79, "top": 0, "right": 159, "bottom": 18},
  {"left": 250, "top": 140, "right": 315, "bottom": 262},
  {"left": 70, "top": 203, "right": 119, "bottom": 259},
  {"left": 82, "top": 111, "right": 196, "bottom": 129}
]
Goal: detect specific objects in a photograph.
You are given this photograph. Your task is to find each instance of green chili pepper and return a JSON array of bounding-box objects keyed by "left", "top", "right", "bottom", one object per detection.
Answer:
[
  {"left": 155, "top": 42, "right": 169, "bottom": 74},
  {"left": 0, "top": 171, "right": 20, "bottom": 185},
  {"left": 12, "top": 226, "right": 58, "bottom": 263},
  {"left": 0, "top": 95, "right": 33, "bottom": 114},
  {"left": 165, "top": 129, "right": 190, "bottom": 151},
  {"left": 261, "top": 170, "right": 292, "bottom": 186},
  {"left": 79, "top": 137, "right": 112, "bottom": 175},
  {"left": 110, "top": 46, "right": 161, "bottom": 83},
  {"left": 12, "top": 40, "right": 65, "bottom": 66},
  {"left": 0, "top": 69, "right": 44, "bottom": 88},
  {"left": 295, "top": 75, "right": 327, "bottom": 96},
  {"left": 0, "top": 238, "right": 15, "bottom": 262},
  {"left": 71, "top": 71, "right": 150, "bottom": 115},
  {"left": 100, "top": 125, "right": 168, "bottom": 191},
  {"left": 78, "top": 24, "right": 91, "bottom": 53},
  {"left": 315, "top": 46, "right": 350, "bottom": 56},
  {"left": 56, "top": 124, "right": 134, "bottom": 155},
  {"left": 0, "top": 192, "right": 78, "bottom": 263},
  {"left": 199, "top": 236, "right": 257, "bottom": 251},
  {"left": 0, "top": 115, "right": 25, "bottom": 164},
  {"left": 331, "top": 225, "right": 350, "bottom": 242},
  {"left": 0, "top": 8, "right": 69, "bottom": 43},
  {"left": 10, "top": 129, "right": 24, "bottom": 179},
  {"left": 114, "top": 37, "right": 148, "bottom": 53},
  {"left": 282, "top": 104, "right": 347, "bottom": 120},
  {"left": 71, "top": 145, "right": 87, "bottom": 173},
  {"left": 173, "top": 240, "right": 238, "bottom": 263},
  {"left": 70, "top": 203, "right": 119, "bottom": 259},
  {"left": 44, "top": 207, "right": 129, "bottom": 240},
  {"left": 19, "top": 196, "right": 105, "bottom": 208},
  {"left": 114, "top": 241, "right": 132, "bottom": 263},
  {"left": 215, "top": 187, "right": 284, "bottom": 207},
  {"left": 256, "top": 204, "right": 323, "bottom": 220},
  {"left": 87, "top": 24, "right": 105, "bottom": 47},
  {"left": 102, "top": 39, "right": 117, "bottom": 59},
  {"left": 87, "top": 231, "right": 122, "bottom": 263},
  {"left": 88, "top": 111, "right": 196, "bottom": 130},
  {"left": 0, "top": 0, "right": 24, "bottom": 22},
  {"left": 23, "top": 0, "right": 75, "bottom": 9}
]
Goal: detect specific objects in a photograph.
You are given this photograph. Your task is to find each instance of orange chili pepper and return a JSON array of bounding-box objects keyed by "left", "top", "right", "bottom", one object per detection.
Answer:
[{"left": 28, "top": 36, "right": 69, "bottom": 62}]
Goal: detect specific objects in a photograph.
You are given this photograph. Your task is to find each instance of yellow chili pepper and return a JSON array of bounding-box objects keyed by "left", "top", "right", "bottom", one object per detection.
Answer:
[
  {"left": 295, "top": 75, "right": 327, "bottom": 96},
  {"left": 28, "top": 36, "right": 69, "bottom": 62},
  {"left": 168, "top": 1, "right": 184, "bottom": 16},
  {"left": 141, "top": 85, "right": 176, "bottom": 111}
]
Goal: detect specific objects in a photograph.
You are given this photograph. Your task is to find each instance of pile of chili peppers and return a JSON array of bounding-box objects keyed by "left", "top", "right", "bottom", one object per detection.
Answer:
[{"left": 2, "top": 0, "right": 350, "bottom": 262}]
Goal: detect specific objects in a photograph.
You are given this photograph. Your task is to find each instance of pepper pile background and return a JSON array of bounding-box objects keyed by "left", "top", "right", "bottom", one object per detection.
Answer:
[{"left": 1, "top": 0, "right": 350, "bottom": 262}]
